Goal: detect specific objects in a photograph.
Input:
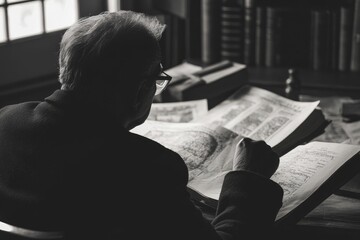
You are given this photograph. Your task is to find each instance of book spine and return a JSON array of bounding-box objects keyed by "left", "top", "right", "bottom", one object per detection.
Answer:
[
  {"left": 220, "top": 0, "right": 244, "bottom": 63},
  {"left": 310, "top": 9, "right": 332, "bottom": 70},
  {"left": 265, "top": 6, "right": 275, "bottom": 67},
  {"left": 185, "top": 0, "right": 202, "bottom": 65},
  {"left": 254, "top": 4, "right": 266, "bottom": 66},
  {"left": 265, "top": 6, "right": 311, "bottom": 68},
  {"left": 201, "top": 0, "right": 222, "bottom": 66},
  {"left": 338, "top": 6, "right": 354, "bottom": 71},
  {"left": 265, "top": 7, "right": 285, "bottom": 67},
  {"left": 350, "top": 0, "right": 360, "bottom": 71},
  {"left": 330, "top": 8, "right": 340, "bottom": 70},
  {"left": 243, "top": 0, "right": 256, "bottom": 66}
]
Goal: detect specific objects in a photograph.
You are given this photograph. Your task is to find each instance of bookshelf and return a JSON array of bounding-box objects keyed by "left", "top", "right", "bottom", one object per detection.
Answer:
[{"left": 151, "top": 0, "right": 360, "bottom": 94}]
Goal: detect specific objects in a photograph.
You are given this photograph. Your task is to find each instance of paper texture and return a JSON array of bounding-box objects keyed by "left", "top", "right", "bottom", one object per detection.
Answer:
[
  {"left": 272, "top": 142, "right": 360, "bottom": 221},
  {"left": 133, "top": 86, "right": 359, "bottom": 222},
  {"left": 148, "top": 99, "right": 208, "bottom": 123},
  {"left": 192, "top": 86, "right": 319, "bottom": 148},
  {"left": 132, "top": 120, "right": 360, "bottom": 221},
  {"left": 131, "top": 120, "right": 241, "bottom": 199}
]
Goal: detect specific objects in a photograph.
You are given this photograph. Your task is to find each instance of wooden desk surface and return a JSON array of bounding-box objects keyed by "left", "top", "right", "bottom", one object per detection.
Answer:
[{"left": 274, "top": 193, "right": 360, "bottom": 240}]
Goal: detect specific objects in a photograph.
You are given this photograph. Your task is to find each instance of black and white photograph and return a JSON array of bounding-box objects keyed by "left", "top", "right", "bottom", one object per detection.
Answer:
[{"left": 0, "top": 0, "right": 359, "bottom": 239}]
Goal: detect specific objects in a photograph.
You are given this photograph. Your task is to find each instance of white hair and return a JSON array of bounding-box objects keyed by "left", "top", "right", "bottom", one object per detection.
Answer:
[{"left": 59, "top": 10, "right": 166, "bottom": 90}]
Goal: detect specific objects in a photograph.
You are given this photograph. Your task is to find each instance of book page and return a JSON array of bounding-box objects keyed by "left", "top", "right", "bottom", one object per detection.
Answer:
[
  {"left": 148, "top": 99, "right": 208, "bottom": 123},
  {"left": 192, "top": 86, "right": 319, "bottom": 147},
  {"left": 131, "top": 120, "right": 240, "bottom": 196},
  {"left": 272, "top": 141, "right": 360, "bottom": 221}
]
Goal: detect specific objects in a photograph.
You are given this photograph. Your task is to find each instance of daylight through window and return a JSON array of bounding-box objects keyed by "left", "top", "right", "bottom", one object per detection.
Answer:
[{"left": 0, "top": 0, "right": 78, "bottom": 42}]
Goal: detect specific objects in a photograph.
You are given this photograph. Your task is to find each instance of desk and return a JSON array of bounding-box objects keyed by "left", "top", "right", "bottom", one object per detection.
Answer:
[
  {"left": 160, "top": 66, "right": 360, "bottom": 237},
  {"left": 197, "top": 87, "right": 360, "bottom": 239},
  {"left": 266, "top": 91, "right": 360, "bottom": 239}
]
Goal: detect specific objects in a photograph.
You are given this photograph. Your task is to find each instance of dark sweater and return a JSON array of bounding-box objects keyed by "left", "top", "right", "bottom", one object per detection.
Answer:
[{"left": 0, "top": 90, "right": 283, "bottom": 240}]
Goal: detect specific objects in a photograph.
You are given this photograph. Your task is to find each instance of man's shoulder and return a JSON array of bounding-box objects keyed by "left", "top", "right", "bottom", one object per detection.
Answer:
[
  {"left": 126, "top": 130, "right": 180, "bottom": 162},
  {"left": 125, "top": 130, "right": 189, "bottom": 183},
  {"left": 0, "top": 101, "right": 41, "bottom": 125}
]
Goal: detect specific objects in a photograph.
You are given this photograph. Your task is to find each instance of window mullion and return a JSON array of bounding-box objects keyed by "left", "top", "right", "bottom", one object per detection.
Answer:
[
  {"left": 4, "top": 0, "right": 9, "bottom": 42},
  {"left": 41, "top": 0, "right": 45, "bottom": 34}
]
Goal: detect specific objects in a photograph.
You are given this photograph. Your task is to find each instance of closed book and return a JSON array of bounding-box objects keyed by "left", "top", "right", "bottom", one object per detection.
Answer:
[
  {"left": 165, "top": 62, "right": 248, "bottom": 108},
  {"left": 338, "top": 6, "right": 354, "bottom": 71},
  {"left": 220, "top": 0, "right": 244, "bottom": 63},
  {"left": 350, "top": 0, "right": 360, "bottom": 71},
  {"left": 201, "top": 0, "right": 222, "bottom": 66}
]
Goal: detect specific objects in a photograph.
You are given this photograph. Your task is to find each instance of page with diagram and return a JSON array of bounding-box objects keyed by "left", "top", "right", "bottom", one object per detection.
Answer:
[{"left": 192, "top": 85, "right": 320, "bottom": 149}]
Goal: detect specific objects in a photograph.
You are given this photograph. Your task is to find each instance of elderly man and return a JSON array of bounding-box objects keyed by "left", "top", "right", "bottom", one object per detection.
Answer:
[{"left": 0, "top": 11, "right": 282, "bottom": 240}]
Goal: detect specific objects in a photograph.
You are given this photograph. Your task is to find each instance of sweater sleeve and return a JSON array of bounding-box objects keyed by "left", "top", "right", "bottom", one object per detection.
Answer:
[{"left": 212, "top": 170, "right": 283, "bottom": 240}]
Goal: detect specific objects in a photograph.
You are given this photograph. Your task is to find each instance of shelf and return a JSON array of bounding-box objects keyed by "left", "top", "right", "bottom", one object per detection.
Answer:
[{"left": 248, "top": 67, "right": 360, "bottom": 98}]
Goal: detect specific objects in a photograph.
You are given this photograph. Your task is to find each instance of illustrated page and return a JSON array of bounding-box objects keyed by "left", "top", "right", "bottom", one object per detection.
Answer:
[
  {"left": 271, "top": 141, "right": 360, "bottom": 221},
  {"left": 192, "top": 86, "right": 319, "bottom": 147}
]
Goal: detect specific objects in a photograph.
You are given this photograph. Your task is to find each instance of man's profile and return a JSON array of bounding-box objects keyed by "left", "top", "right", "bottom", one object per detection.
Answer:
[{"left": 0, "top": 11, "right": 283, "bottom": 240}]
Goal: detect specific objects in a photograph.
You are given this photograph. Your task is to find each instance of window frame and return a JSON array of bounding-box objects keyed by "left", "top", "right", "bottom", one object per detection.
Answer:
[{"left": 0, "top": 0, "right": 107, "bottom": 89}]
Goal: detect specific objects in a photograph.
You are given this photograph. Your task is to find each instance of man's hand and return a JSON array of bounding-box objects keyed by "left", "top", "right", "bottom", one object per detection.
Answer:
[{"left": 232, "top": 137, "right": 279, "bottom": 178}]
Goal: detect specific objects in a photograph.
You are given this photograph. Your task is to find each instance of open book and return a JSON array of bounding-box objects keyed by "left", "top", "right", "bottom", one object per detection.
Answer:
[
  {"left": 131, "top": 86, "right": 352, "bottom": 223},
  {"left": 190, "top": 85, "right": 329, "bottom": 156},
  {"left": 132, "top": 120, "right": 360, "bottom": 223}
]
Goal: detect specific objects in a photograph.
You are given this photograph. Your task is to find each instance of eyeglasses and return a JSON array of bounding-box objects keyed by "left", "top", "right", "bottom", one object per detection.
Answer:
[{"left": 154, "top": 63, "right": 172, "bottom": 95}]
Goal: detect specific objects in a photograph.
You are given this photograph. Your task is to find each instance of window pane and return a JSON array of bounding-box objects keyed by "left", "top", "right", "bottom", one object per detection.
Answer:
[
  {"left": 0, "top": 7, "right": 5, "bottom": 42},
  {"left": 8, "top": 1, "right": 43, "bottom": 40},
  {"left": 45, "top": 0, "right": 78, "bottom": 32},
  {"left": 0, "top": 0, "right": 4, "bottom": 5},
  {"left": 107, "top": 0, "right": 119, "bottom": 12}
]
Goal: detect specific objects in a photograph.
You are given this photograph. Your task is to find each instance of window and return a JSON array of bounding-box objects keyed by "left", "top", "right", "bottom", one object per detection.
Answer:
[
  {"left": 0, "top": 0, "right": 78, "bottom": 43},
  {"left": 0, "top": 0, "right": 106, "bottom": 89},
  {"left": 107, "top": 0, "right": 119, "bottom": 12}
]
